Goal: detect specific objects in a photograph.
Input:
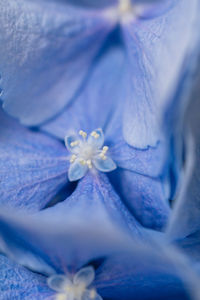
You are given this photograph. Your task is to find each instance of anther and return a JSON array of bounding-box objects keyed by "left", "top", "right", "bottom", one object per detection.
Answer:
[
  {"left": 118, "top": 0, "right": 132, "bottom": 14},
  {"left": 79, "top": 158, "right": 86, "bottom": 166},
  {"left": 70, "top": 154, "right": 77, "bottom": 163},
  {"left": 86, "top": 159, "right": 92, "bottom": 169},
  {"left": 102, "top": 146, "right": 109, "bottom": 153},
  {"left": 70, "top": 141, "right": 79, "bottom": 147},
  {"left": 91, "top": 131, "right": 100, "bottom": 139},
  {"left": 79, "top": 130, "right": 87, "bottom": 139}
]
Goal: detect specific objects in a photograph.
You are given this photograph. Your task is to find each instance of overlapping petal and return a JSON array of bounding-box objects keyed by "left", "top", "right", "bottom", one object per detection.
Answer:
[
  {"left": 167, "top": 75, "right": 200, "bottom": 240},
  {"left": 95, "top": 245, "right": 200, "bottom": 300},
  {"left": 122, "top": 0, "right": 199, "bottom": 148},
  {"left": 0, "top": 254, "right": 53, "bottom": 300},
  {"left": 0, "top": 109, "right": 69, "bottom": 211},
  {"left": 41, "top": 43, "right": 171, "bottom": 230},
  {"left": 0, "top": 0, "right": 113, "bottom": 125}
]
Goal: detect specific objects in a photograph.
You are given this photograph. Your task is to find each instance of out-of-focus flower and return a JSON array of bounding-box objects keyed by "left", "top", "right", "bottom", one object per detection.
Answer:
[{"left": 0, "top": 203, "right": 200, "bottom": 300}]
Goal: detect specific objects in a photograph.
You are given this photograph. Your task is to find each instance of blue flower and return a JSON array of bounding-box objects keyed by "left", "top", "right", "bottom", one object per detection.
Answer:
[{"left": 0, "top": 0, "right": 200, "bottom": 299}]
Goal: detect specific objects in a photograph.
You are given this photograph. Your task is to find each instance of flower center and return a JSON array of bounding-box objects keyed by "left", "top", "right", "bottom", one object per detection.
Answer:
[
  {"left": 105, "top": 0, "right": 141, "bottom": 23},
  {"left": 47, "top": 266, "right": 102, "bottom": 300},
  {"left": 118, "top": 0, "right": 133, "bottom": 15},
  {"left": 65, "top": 129, "right": 116, "bottom": 182}
]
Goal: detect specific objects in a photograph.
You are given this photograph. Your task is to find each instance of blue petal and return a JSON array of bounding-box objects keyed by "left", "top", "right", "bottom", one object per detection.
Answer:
[
  {"left": 47, "top": 274, "right": 71, "bottom": 293},
  {"left": 88, "top": 128, "right": 104, "bottom": 149},
  {"left": 95, "top": 242, "right": 200, "bottom": 300},
  {"left": 110, "top": 133, "right": 167, "bottom": 178},
  {"left": 167, "top": 73, "right": 200, "bottom": 240},
  {"left": 0, "top": 0, "right": 113, "bottom": 125},
  {"left": 68, "top": 160, "right": 88, "bottom": 181},
  {"left": 0, "top": 173, "right": 149, "bottom": 274},
  {"left": 108, "top": 168, "right": 170, "bottom": 230},
  {"left": 65, "top": 134, "right": 80, "bottom": 153},
  {"left": 42, "top": 45, "right": 126, "bottom": 140},
  {"left": 122, "top": 0, "right": 199, "bottom": 148},
  {"left": 0, "top": 108, "right": 68, "bottom": 211},
  {"left": 93, "top": 157, "right": 116, "bottom": 173},
  {"left": 0, "top": 254, "right": 53, "bottom": 299}
]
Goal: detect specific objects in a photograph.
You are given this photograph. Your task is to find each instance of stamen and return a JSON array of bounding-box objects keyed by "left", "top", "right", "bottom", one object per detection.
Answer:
[
  {"left": 91, "top": 131, "right": 100, "bottom": 139},
  {"left": 79, "top": 130, "right": 87, "bottom": 139},
  {"left": 79, "top": 158, "right": 86, "bottom": 166},
  {"left": 86, "top": 159, "right": 92, "bottom": 169},
  {"left": 118, "top": 0, "right": 132, "bottom": 14},
  {"left": 70, "top": 154, "right": 77, "bottom": 163},
  {"left": 70, "top": 141, "right": 79, "bottom": 147},
  {"left": 102, "top": 146, "right": 109, "bottom": 153}
]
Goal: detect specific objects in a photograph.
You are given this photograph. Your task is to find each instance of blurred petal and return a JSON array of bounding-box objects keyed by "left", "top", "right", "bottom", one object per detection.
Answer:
[
  {"left": 95, "top": 242, "right": 200, "bottom": 300},
  {"left": 0, "top": 173, "right": 149, "bottom": 274},
  {"left": 0, "top": 109, "right": 68, "bottom": 211},
  {"left": 83, "top": 290, "right": 103, "bottom": 300},
  {"left": 73, "top": 266, "right": 95, "bottom": 287},
  {"left": 47, "top": 275, "right": 71, "bottom": 293},
  {"left": 0, "top": 254, "right": 53, "bottom": 299},
  {"left": 122, "top": 0, "right": 199, "bottom": 148},
  {"left": 167, "top": 74, "right": 200, "bottom": 240},
  {"left": 0, "top": 0, "right": 113, "bottom": 125}
]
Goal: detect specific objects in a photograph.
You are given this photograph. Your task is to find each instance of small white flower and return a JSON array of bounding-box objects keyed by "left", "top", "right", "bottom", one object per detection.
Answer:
[
  {"left": 65, "top": 129, "right": 116, "bottom": 182},
  {"left": 47, "top": 266, "right": 102, "bottom": 300}
]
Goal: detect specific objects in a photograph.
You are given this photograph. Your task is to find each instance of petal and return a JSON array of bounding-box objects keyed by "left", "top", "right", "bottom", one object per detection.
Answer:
[
  {"left": 88, "top": 129, "right": 104, "bottom": 149},
  {"left": 73, "top": 266, "right": 95, "bottom": 287},
  {"left": 82, "top": 289, "right": 103, "bottom": 300},
  {"left": 47, "top": 275, "right": 71, "bottom": 293},
  {"left": 108, "top": 168, "right": 170, "bottom": 230},
  {"left": 110, "top": 135, "right": 167, "bottom": 178},
  {"left": 167, "top": 72, "right": 200, "bottom": 240},
  {"left": 0, "top": 254, "right": 53, "bottom": 299},
  {"left": 122, "top": 0, "right": 199, "bottom": 148},
  {"left": 0, "top": 108, "right": 68, "bottom": 211},
  {"left": 0, "top": 173, "right": 148, "bottom": 274},
  {"left": 68, "top": 160, "right": 88, "bottom": 181},
  {"left": 65, "top": 134, "right": 80, "bottom": 153},
  {"left": 95, "top": 242, "right": 200, "bottom": 300},
  {"left": 0, "top": 0, "right": 113, "bottom": 125},
  {"left": 42, "top": 44, "right": 126, "bottom": 140},
  {"left": 93, "top": 157, "right": 116, "bottom": 173}
]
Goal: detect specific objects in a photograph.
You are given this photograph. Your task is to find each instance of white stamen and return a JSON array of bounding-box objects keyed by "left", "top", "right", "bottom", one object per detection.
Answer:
[
  {"left": 79, "top": 158, "right": 86, "bottom": 166},
  {"left": 79, "top": 130, "right": 87, "bottom": 139},
  {"left": 91, "top": 131, "right": 100, "bottom": 139},
  {"left": 70, "top": 141, "right": 79, "bottom": 147},
  {"left": 70, "top": 154, "right": 77, "bottom": 163},
  {"left": 86, "top": 159, "right": 92, "bottom": 169},
  {"left": 118, "top": 0, "right": 132, "bottom": 14}
]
